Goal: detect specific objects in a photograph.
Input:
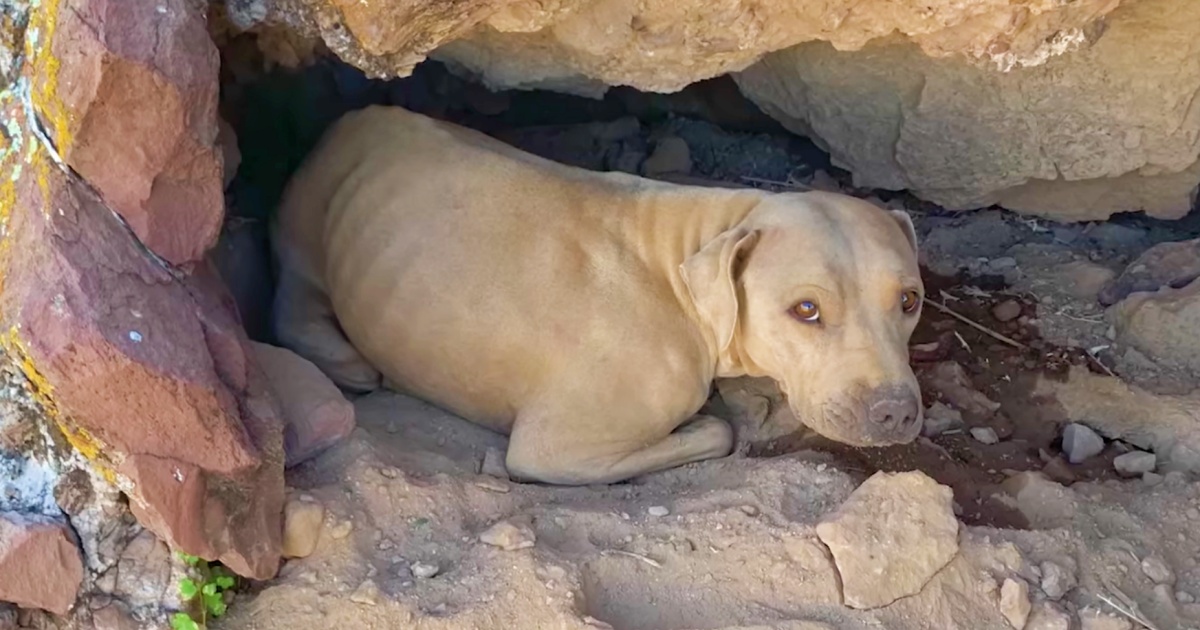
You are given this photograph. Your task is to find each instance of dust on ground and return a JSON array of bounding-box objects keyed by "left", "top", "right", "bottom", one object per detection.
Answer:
[{"left": 215, "top": 55, "right": 1200, "bottom": 630}]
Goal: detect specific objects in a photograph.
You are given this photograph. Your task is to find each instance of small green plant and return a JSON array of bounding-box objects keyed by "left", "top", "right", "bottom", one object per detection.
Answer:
[{"left": 170, "top": 552, "right": 238, "bottom": 630}]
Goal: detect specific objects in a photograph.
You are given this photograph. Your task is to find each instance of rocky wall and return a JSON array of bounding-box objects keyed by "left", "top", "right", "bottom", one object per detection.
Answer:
[
  {"left": 223, "top": 0, "right": 1200, "bottom": 222},
  {"left": 0, "top": 0, "right": 291, "bottom": 623},
  {"left": 733, "top": 0, "right": 1200, "bottom": 222},
  {"left": 228, "top": 0, "right": 1123, "bottom": 93}
]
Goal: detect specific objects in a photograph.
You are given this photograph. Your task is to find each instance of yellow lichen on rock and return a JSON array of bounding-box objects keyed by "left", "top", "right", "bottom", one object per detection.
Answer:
[
  {"left": 2, "top": 325, "right": 118, "bottom": 483},
  {"left": 24, "top": 0, "right": 71, "bottom": 154}
]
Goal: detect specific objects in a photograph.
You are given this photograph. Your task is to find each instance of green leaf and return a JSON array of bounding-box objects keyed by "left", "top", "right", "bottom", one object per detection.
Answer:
[
  {"left": 177, "top": 552, "right": 202, "bottom": 567},
  {"left": 171, "top": 613, "right": 199, "bottom": 630},
  {"left": 202, "top": 582, "right": 218, "bottom": 597},
  {"left": 179, "top": 579, "right": 199, "bottom": 599},
  {"left": 215, "top": 576, "right": 236, "bottom": 590},
  {"left": 204, "top": 592, "right": 227, "bottom": 617}
]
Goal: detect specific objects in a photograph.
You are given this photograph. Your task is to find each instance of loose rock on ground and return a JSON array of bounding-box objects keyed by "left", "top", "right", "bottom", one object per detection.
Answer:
[{"left": 815, "top": 471, "right": 959, "bottom": 609}]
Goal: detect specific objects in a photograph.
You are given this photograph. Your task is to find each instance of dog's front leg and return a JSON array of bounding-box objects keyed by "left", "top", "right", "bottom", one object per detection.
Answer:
[{"left": 504, "top": 407, "right": 734, "bottom": 485}]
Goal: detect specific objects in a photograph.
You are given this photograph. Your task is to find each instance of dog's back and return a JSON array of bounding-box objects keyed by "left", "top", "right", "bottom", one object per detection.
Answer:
[{"left": 273, "top": 106, "right": 748, "bottom": 430}]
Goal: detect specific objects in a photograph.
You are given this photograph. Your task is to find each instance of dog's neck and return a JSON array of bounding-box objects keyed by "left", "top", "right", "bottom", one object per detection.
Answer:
[{"left": 617, "top": 181, "right": 766, "bottom": 379}]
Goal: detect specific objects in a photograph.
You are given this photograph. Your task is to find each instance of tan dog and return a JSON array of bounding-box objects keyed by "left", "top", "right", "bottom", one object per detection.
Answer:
[{"left": 271, "top": 106, "right": 925, "bottom": 485}]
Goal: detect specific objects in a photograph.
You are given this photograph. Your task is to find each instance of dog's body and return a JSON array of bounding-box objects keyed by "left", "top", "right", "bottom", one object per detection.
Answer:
[{"left": 272, "top": 106, "right": 925, "bottom": 484}]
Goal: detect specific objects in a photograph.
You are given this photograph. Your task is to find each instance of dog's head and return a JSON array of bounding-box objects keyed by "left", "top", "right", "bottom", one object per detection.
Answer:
[{"left": 681, "top": 191, "right": 924, "bottom": 446}]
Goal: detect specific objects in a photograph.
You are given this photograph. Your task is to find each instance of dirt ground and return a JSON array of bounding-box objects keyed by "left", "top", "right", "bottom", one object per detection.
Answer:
[{"left": 213, "top": 56, "right": 1200, "bottom": 630}]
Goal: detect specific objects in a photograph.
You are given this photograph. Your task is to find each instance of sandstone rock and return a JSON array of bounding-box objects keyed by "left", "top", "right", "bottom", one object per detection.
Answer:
[
  {"left": 252, "top": 343, "right": 356, "bottom": 467},
  {"left": 1040, "top": 457, "right": 1078, "bottom": 486},
  {"left": 1062, "top": 424, "right": 1105, "bottom": 464},
  {"left": 410, "top": 561, "right": 439, "bottom": 579},
  {"left": 348, "top": 579, "right": 380, "bottom": 606},
  {"left": 480, "top": 447, "right": 509, "bottom": 479},
  {"left": 479, "top": 520, "right": 536, "bottom": 551},
  {"left": 106, "top": 529, "right": 177, "bottom": 608},
  {"left": 971, "top": 427, "right": 1000, "bottom": 445},
  {"left": 921, "top": 402, "right": 964, "bottom": 438},
  {"left": 1099, "top": 238, "right": 1200, "bottom": 306},
  {"left": 0, "top": 105, "right": 283, "bottom": 579},
  {"left": 281, "top": 495, "right": 325, "bottom": 559},
  {"left": 1038, "top": 561, "right": 1076, "bottom": 600},
  {"left": 1034, "top": 367, "right": 1200, "bottom": 473},
  {"left": 1113, "top": 451, "right": 1156, "bottom": 477},
  {"left": 1025, "top": 602, "right": 1071, "bottom": 630},
  {"left": 999, "top": 577, "right": 1031, "bottom": 629},
  {"left": 1140, "top": 555, "right": 1174, "bottom": 584},
  {"left": 89, "top": 601, "right": 142, "bottom": 630},
  {"left": 815, "top": 471, "right": 959, "bottom": 609},
  {"left": 0, "top": 513, "right": 83, "bottom": 616},
  {"left": 992, "top": 300, "right": 1022, "bottom": 323},
  {"left": 642, "top": 137, "right": 692, "bottom": 178},
  {"left": 244, "top": 0, "right": 1120, "bottom": 95},
  {"left": 1113, "top": 278, "right": 1200, "bottom": 375},
  {"left": 735, "top": 0, "right": 1200, "bottom": 222},
  {"left": 37, "top": 0, "right": 226, "bottom": 264}
]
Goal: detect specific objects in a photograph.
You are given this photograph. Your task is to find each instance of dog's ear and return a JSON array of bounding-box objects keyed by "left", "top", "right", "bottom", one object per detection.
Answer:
[
  {"left": 889, "top": 209, "right": 918, "bottom": 255},
  {"left": 680, "top": 228, "right": 760, "bottom": 353}
]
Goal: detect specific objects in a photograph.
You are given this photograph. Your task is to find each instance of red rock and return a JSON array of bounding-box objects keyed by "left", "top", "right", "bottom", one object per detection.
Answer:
[
  {"left": 0, "top": 513, "right": 83, "bottom": 616},
  {"left": 252, "top": 343, "right": 356, "bottom": 467},
  {"left": 0, "top": 153, "right": 283, "bottom": 579},
  {"left": 39, "top": 0, "right": 225, "bottom": 265}
]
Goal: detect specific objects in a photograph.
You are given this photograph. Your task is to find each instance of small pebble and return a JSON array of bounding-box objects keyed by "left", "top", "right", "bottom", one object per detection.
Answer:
[
  {"left": 992, "top": 299, "right": 1022, "bottom": 322},
  {"left": 1062, "top": 423, "right": 1105, "bottom": 464},
  {"left": 1141, "top": 555, "right": 1174, "bottom": 584},
  {"left": 410, "top": 561, "right": 440, "bottom": 579},
  {"left": 647, "top": 506, "right": 670, "bottom": 517},
  {"left": 481, "top": 448, "right": 510, "bottom": 479},
  {"left": 328, "top": 521, "right": 354, "bottom": 540},
  {"left": 999, "top": 577, "right": 1031, "bottom": 629},
  {"left": 1039, "top": 561, "right": 1075, "bottom": 600},
  {"left": 739, "top": 505, "right": 759, "bottom": 517},
  {"left": 970, "top": 427, "right": 999, "bottom": 445},
  {"left": 379, "top": 467, "right": 399, "bottom": 479},
  {"left": 349, "top": 580, "right": 380, "bottom": 606},
  {"left": 1186, "top": 507, "right": 1199, "bottom": 520},
  {"left": 479, "top": 520, "right": 536, "bottom": 551},
  {"left": 1177, "top": 590, "right": 1195, "bottom": 604},
  {"left": 921, "top": 402, "right": 964, "bottom": 438},
  {"left": 1143, "top": 472, "right": 1164, "bottom": 486},
  {"left": 1112, "top": 451, "right": 1156, "bottom": 477}
]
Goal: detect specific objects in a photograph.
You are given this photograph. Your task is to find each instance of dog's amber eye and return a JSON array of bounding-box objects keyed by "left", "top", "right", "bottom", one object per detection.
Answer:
[
  {"left": 901, "top": 289, "right": 922, "bottom": 314},
  {"left": 792, "top": 300, "right": 820, "bottom": 323}
]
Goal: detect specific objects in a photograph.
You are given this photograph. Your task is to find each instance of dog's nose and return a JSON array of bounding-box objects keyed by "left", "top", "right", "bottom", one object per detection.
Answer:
[{"left": 866, "top": 386, "right": 921, "bottom": 433}]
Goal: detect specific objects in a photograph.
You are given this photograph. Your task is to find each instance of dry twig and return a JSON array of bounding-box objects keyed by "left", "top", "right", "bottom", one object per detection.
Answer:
[
  {"left": 926, "top": 300, "right": 1029, "bottom": 351},
  {"left": 601, "top": 549, "right": 662, "bottom": 568},
  {"left": 1097, "top": 593, "right": 1160, "bottom": 630}
]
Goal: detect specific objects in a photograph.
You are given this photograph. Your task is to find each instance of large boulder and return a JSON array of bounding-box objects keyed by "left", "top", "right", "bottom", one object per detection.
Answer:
[
  {"left": 0, "top": 513, "right": 83, "bottom": 616},
  {"left": 0, "top": 0, "right": 285, "bottom": 580},
  {"left": 733, "top": 0, "right": 1200, "bottom": 221},
  {"left": 38, "top": 0, "right": 226, "bottom": 265},
  {"left": 232, "top": 0, "right": 1122, "bottom": 94}
]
